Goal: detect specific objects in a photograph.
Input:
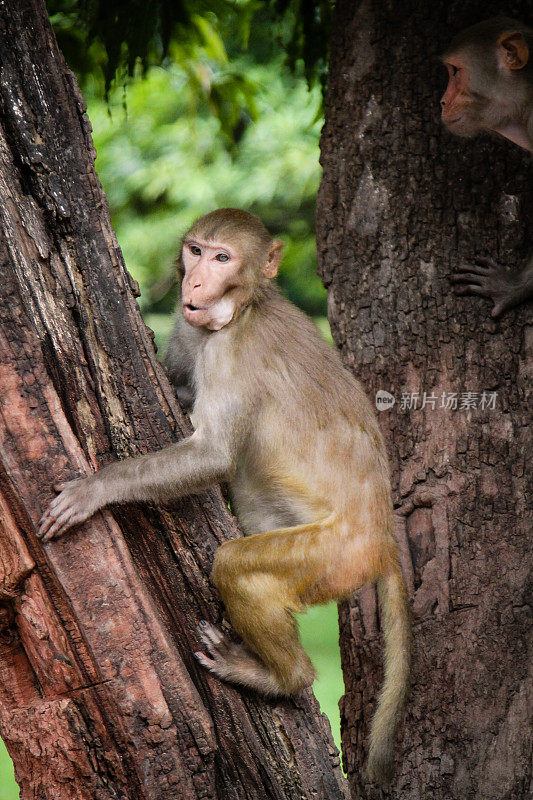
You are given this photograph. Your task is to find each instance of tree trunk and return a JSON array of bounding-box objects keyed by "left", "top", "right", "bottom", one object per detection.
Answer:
[
  {"left": 0, "top": 2, "right": 349, "bottom": 798},
  {"left": 317, "top": 1, "right": 532, "bottom": 798}
]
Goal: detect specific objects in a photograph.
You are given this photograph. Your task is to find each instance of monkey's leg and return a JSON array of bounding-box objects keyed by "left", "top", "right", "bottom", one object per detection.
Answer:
[
  {"left": 208, "top": 516, "right": 383, "bottom": 696},
  {"left": 206, "top": 516, "right": 401, "bottom": 696},
  {"left": 209, "top": 567, "right": 315, "bottom": 696}
]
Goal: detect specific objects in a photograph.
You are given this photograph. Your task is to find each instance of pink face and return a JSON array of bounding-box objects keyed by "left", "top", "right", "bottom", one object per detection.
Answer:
[
  {"left": 440, "top": 58, "right": 472, "bottom": 132},
  {"left": 181, "top": 238, "right": 243, "bottom": 331}
]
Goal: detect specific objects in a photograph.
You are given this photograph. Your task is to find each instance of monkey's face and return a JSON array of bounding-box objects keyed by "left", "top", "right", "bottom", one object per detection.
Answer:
[
  {"left": 440, "top": 57, "right": 490, "bottom": 136},
  {"left": 181, "top": 237, "right": 247, "bottom": 331},
  {"left": 441, "top": 27, "right": 531, "bottom": 139}
]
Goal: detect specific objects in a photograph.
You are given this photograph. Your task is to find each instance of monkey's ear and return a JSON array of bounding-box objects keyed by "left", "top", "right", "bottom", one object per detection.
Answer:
[
  {"left": 498, "top": 32, "right": 529, "bottom": 70},
  {"left": 263, "top": 240, "right": 284, "bottom": 279}
]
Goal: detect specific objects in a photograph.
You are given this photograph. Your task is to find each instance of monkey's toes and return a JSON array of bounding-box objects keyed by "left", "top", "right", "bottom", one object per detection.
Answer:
[
  {"left": 195, "top": 623, "right": 225, "bottom": 675},
  {"left": 197, "top": 621, "right": 227, "bottom": 655},
  {"left": 194, "top": 650, "right": 218, "bottom": 671}
]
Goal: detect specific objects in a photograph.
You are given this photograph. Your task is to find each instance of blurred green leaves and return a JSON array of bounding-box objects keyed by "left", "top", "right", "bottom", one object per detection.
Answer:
[
  {"left": 86, "top": 54, "right": 326, "bottom": 317},
  {"left": 47, "top": 1, "right": 332, "bottom": 102},
  {"left": 48, "top": 0, "right": 329, "bottom": 335}
]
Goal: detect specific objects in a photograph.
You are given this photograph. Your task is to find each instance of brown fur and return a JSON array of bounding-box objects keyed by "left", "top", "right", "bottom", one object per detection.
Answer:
[{"left": 39, "top": 209, "right": 411, "bottom": 783}]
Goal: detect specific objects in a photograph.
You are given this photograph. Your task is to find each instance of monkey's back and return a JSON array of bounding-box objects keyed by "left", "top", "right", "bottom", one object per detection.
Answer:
[
  {"left": 245, "top": 287, "right": 384, "bottom": 439},
  {"left": 228, "top": 287, "right": 392, "bottom": 534}
]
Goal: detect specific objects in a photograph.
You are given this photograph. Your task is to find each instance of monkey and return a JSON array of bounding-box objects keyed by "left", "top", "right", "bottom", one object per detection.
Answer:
[
  {"left": 38, "top": 208, "right": 411, "bottom": 783},
  {"left": 440, "top": 17, "right": 533, "bottom": 318}
]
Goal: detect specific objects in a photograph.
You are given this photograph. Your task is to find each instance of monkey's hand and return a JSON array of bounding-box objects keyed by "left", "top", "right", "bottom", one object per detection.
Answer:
[
  {"left": 38, "top": 476, "right": 106, "bottom": 542},
  {"left": 451, "top": 256, "right": 532, "bottom": 318}
]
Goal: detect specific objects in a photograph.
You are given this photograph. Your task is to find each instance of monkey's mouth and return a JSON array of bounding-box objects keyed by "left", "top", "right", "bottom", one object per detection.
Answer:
[
  {"left": 441, "top": 111, "right": 462, "bottom": 124},
  {"left": 183, "top": 302, "right": 209, "bottom": 326}
]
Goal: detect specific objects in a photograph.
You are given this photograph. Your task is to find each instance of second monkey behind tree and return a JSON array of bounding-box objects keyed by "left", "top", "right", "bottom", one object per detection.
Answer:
[
  {"left": 39, "top": 208, "right": 411, "bottom": 784},
  {"left": 441, "top": 17, "right": 533, "bottom": 317}
]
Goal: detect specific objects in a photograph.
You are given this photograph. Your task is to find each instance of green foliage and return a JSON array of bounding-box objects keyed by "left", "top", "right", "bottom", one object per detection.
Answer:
[
  {"left": 0, "top": 737, "right": 18, "bottom": 799},
  {"left": 87, "top": 57, "right": 326, "bottom": 317},
  {"left": 274, "top": 0, "right": 332, "bottom": 89},
  {"left": 47, "top": 0, "right": 332, "bottom": 105},
  {"left": 298, "top": 603, "right": 343, "bottom": 749}
]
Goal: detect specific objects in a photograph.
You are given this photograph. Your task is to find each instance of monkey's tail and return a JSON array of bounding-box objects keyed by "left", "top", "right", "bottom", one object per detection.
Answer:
[{"left": 366, "top": 566, "right": 411, "bottom": 784}]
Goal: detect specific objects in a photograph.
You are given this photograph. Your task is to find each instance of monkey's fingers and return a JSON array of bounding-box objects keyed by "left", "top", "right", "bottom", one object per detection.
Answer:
[
  {"left": 45, "top": 491, "right": 73, "bottom": 514},
  {"left": 198, "top": 620, "right": 222, "bottom": 641},
  {"left": 451, "top": 270, "right": 487, "bottom": 285},
  {"left": 37, "top": 480, "right": 82, "bottom": 535},
  {"left": 491, "top": 296, "right": 517, "bottom": 318},
  {"left": 38, "top": 506, "right": 78, "bottom": 541},
  {"left": 53, "top": 477, "right": 86, "bottom": 493},
  {"left": 453, "top": 283, "right": 491, "bottom": 297},
  {"left": 473, "top": 256, "right": 502, "bottom": 271},
  {"left": 38, "top": 493, "right": 88, "bottom": 541},
  {"left": 38, "top": 493, "right": 71, "bottom": 534},
  {"left": 39, "top": 514, "right": 70, "bottom": 542},
  {"left": 38, "top": 507, "right": 60, "bottom": 538}
]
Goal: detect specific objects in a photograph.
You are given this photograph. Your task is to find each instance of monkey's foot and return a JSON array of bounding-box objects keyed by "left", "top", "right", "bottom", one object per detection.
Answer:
[
  {"left": 194, "top": 621, "right": 256, "bottom": 675},
  {"left": 194, "top": 621, "right": 281, "bottom": 695}
]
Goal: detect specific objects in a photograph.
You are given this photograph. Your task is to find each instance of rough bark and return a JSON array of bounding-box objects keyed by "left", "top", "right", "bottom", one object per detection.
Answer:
[
  {"left": 317, "top": 1, "right": 532, "bottom": 798},
  {"left": 0, "top": 2, "right": 349, "bottom": 798}
]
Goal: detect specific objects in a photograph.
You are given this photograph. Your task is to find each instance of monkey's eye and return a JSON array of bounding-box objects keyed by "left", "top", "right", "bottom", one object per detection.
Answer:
[
  {"left": 190, "top": 245, "right": 202, "bottom": 256},
  {"left": 215, "top": 253, "right": 230, "bottom": 263},
  {"left": 450, "top": 65, "right": 459, "bottom": 76}
]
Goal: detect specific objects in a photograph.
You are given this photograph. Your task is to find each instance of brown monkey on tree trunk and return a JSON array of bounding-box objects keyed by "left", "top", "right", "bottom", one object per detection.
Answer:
[
  {"left": 440, "top": 17, "right": 533, "bottom": 317},
  {"left": 39, "top": 208, "right": 411, "bottom": 783}
]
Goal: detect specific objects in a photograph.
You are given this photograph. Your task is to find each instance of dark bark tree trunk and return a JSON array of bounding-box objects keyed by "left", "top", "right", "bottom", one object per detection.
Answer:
[
  {"left": 0, "top": 2, "right": 349, "bottom": 798},
  {"left": 317, "top": 1, "right": 532, "bottom": 798}
]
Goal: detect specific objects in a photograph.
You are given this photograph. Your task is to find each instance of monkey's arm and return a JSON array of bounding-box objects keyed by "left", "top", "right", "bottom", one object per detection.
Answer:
[
  {"left": 451, "top": 255, "right": 533, "bottom": 318},
  {"left": 164, "top": 312, "right": 196, "bottom": 411},
  {"left": 173, "top": 381, "right": 195, "bottom": 412},
  {"left": 38, "top": 426, "right": 239, "bottom": 542}
]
